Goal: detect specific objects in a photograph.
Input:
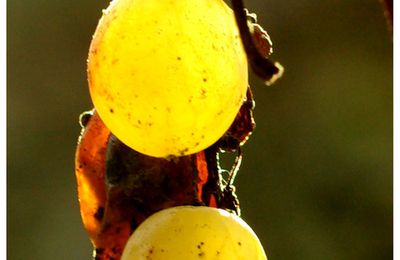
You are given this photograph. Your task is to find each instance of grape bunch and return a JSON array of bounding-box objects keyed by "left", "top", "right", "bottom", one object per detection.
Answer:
[{"left": 75, "top": 0, "right": 282, "bottom": 259}]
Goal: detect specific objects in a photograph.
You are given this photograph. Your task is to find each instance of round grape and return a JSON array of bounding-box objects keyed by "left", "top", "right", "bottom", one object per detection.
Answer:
[
  {"left": 121, "top": 206, "right": 267, "bottom": 260},
  {"left": 88, "top": 0, "right": 248, "bottom": 158}
]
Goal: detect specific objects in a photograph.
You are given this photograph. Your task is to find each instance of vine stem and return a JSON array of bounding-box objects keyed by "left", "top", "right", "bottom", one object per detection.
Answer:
[{"left": 231, "top": 0, "right": 283, "bottom": 85}]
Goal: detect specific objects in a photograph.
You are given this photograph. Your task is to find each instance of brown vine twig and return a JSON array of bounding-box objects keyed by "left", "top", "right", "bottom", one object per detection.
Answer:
[{"left": 231, "top": 0, "right": 284, "bottom": 85}]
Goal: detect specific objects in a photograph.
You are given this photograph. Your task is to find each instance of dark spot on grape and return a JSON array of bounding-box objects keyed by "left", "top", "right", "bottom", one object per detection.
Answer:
[
  {"left": 216, "top": 250, "right": 220, "bottom": 255},
  {"left": 203, "top": 78, "right": 207, "bottom": 82},
  {"left": 195, "top": 142, "right": 199, "bottom": 146},
  {"left": 177, "top": 56, "right": 182, "bottom": 61},
  {"left": 201, "top": 89, "right": 207, "bottom": 98},
  {"left": 166, "top": 107, "right": 171, "bottom": 113},
  {"left": 94, "top": 207, "right": 104, "bottom": 221},
  {"left": 178, "top": 147, "right": 190, "bottom": 156},
  {"left": 217, "top": 110, "right": 223, "bottom": 116},
  {"left": 197, "top": 241, "right": 205, "bottom": 249},
  {"left": 198, "top": 252, "right": 205, "bottom": 257},
  {"left": 201, "top": 135, "right": 205, "bottom": 139},
  {"left": 238, "top": 241, "right": 242, "bottom": 246},
  {"left": 110, "top": 108, "right": 114, "bottom": 113},
  {"left": 148, "top": 122, "right": 153, "bottom": 127},
  {"left": 161, "top": 249, "right": 165, "bottom": 252}
]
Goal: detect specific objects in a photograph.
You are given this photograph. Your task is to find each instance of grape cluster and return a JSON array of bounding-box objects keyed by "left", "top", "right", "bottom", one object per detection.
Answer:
[{"left": 76, "top": 0, "right": 282, "bottom": 259}]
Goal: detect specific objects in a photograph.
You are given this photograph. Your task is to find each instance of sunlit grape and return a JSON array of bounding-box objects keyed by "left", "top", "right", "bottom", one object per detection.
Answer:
[
  {"left": 88, "top": 0, "right": 248, "bottom": 158},
  {"left": 121, "top": 206, "right": 267, "bottom": 260}
]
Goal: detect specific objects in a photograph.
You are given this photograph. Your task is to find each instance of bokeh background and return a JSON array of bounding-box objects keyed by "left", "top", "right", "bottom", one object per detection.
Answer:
[{"left": 7, "top": 0, "right": 392, "bottom": 259}]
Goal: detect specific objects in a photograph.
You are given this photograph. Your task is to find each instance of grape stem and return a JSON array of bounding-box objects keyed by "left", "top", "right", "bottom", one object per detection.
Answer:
[
  {"left": 231, "top": 0, "right": 283, "bottom": 85},
  {"left": 226, "top": 147, "right": 242, "bottom": 187}
]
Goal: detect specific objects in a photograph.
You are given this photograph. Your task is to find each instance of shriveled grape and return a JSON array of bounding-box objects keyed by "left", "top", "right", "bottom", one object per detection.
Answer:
[
  {"left": 88, "top": 0, "right": 248, "bottom": 158},
  {"left": 121, "top": 206, "right": 267, "bottom": 260}
]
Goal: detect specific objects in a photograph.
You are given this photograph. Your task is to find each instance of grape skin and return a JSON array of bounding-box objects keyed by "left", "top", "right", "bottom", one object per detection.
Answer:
[
  {"left": 121, "top": 206, "right": 267, "bottom": 260},
  {"left": 88, "top": 0, "right": 248, "bottom": 158}
]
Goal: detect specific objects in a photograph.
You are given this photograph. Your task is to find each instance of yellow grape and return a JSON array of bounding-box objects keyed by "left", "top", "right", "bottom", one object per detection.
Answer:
[
  {"left": 88, "top": 0, "right": 248, "bottom": 158},
  {"left": 121, "top": 206, "right": 267, "bottom": 260}
]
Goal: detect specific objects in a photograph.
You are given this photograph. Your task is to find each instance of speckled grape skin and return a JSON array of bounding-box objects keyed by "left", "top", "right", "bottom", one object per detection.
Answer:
[
  {"left": 121, "top": 206, "right": 267, "bottom": 260},
  {"left": 88, "top": 0, "right": 248, "bottom": 158}
]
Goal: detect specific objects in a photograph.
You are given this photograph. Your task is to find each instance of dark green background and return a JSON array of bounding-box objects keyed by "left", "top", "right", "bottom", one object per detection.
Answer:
[{"left": 7, "top": 0, "right": 392, "bottom": 259}]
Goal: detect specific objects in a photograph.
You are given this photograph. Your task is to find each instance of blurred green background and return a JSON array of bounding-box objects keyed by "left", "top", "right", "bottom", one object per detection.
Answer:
[{"left": 7, "top": 0, "right": 392, "bottom": 259}]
